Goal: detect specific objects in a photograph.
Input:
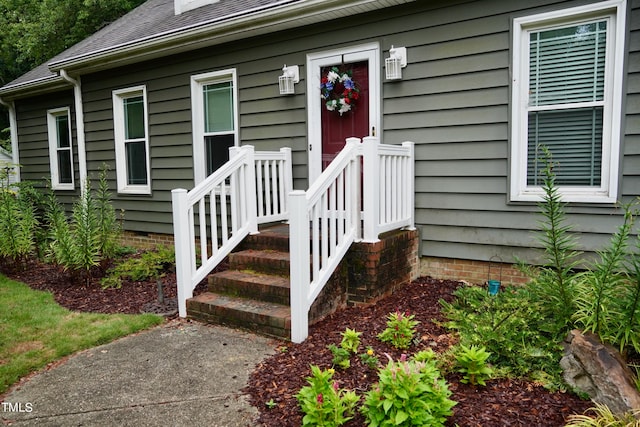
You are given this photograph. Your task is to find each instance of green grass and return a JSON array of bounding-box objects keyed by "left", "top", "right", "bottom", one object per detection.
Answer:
[{"left": 0, "top": 274, "right": 163, "bottom": 394}]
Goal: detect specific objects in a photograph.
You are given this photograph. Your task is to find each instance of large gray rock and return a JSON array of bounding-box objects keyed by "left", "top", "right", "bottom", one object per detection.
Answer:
[{"left": 561, "top": 329, "right": 640, "bottom": 416}]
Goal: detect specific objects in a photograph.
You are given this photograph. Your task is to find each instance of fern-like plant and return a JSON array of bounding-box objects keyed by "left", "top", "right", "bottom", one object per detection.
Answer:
[
  {"left": 45, "top": 167, "right": 121, "bottom": 284},
  {"left": 0, "top": 173, "right": 38, "bottom": 267},
  {"left": 525, "top": 148, "right": 581, "bottom": 338},
  {"left": 574, "top": 204, "right": 634, "bottom": 340},
  {"left": 608, "top": 210, "right": 640, "bottom": 355}
]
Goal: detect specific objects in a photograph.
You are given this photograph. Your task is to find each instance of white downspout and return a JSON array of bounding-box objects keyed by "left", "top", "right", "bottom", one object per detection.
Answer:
[
  {"left": 0, "top": 97, "right": 21, "bottom": 182},
  {"left": 59, "top": 69, "right": 88, "bottom": 194}
]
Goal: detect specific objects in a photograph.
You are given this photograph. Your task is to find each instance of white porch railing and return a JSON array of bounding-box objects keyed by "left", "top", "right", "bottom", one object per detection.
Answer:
[
  {"left": 171, "top": 136, "right": 414, "bottom": 343},
  {"left": 289, "top": 136, "right": 415, "bottom": 342},
  {"left": 171, "top": 146, "right": 292, "bottom": 317}
]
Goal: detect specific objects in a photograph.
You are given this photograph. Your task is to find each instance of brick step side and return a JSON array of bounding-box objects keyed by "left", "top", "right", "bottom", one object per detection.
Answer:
[
  {"left": 187, "top": 293, "right": 291, "bottom": 339},
  {"left": 208, "top": 269, "right": 290, "bottom": 305},
  {"left": 229, "top": 249, "right": 290, "bottom": 276}
]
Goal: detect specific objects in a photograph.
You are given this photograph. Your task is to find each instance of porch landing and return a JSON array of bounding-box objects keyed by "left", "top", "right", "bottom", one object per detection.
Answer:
[{"left": 186, "top": 223, "right": 420, "bottom": 340}]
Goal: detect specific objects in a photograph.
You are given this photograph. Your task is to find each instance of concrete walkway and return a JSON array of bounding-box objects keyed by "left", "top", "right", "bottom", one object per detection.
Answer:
[{"left": 1, "top": 320, "right": 278, "bottom": 426}]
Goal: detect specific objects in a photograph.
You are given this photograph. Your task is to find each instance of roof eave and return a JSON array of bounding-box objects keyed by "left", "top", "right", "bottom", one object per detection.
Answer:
[
  {"left": 47, "top": 0, "right": 414, "bottom": 74},
  {"left": 0, "top": 75, "right": 69, "bottom": 100}
]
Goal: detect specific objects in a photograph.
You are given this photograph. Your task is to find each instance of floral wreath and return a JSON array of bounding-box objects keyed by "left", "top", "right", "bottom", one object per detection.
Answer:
[{"left": 320, "top": 67, "right": 359, "bottom": 116}]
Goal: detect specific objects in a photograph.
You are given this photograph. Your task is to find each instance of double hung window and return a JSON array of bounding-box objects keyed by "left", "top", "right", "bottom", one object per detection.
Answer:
[
  {"left": 510, "top": 1, "right": 626, "bottom": 203},
  {"left": 191, "top": 70, "right": 238, "bottom": 184},
  {"left": 47, "top": 107, "right": 74, "bottom": 190},
  {"left": 113, "top": 86, "right": 150, "bottom": 194}
]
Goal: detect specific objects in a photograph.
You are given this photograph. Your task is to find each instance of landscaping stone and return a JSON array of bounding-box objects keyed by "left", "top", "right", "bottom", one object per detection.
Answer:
[{"left": 561, "top": 329, "right": 640, "bottom": 416}]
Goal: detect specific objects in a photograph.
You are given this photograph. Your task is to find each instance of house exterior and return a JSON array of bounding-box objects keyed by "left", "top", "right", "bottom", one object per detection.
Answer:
[{"left": 0, "top": 0, "right": 638, "bottom": 286}]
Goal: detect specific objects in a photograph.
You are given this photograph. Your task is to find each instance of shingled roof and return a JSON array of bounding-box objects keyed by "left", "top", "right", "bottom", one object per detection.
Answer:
[{"left": 0, "top": 0, "right": 413, "bottom": 97}]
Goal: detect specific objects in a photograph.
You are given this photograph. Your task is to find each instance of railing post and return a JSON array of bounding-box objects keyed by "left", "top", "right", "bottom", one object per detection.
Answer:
[
  {"left": 362, "top": 136, "right": 380, "bottom": 243},
  {"left": 281, "top": 147, "right": 293, "bottom": 213},
  {"left": 244, "top": 146, "right": 258, "bottom": 234},
  {"left": 289, "top": 190, "right": 309, "bottom": 343},
  {"left": 172, "top": 188, "right": 192, "bottom": 317},
  {"left": 403, "top": 141, "right": 416, "bottom": 230}
]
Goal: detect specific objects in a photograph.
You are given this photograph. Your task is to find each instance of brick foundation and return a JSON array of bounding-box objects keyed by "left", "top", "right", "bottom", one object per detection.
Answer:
[
  {"left": 120, "top": 231, "right": 175, "bottom": 250},
  {"left": 420, "top": 256, "right": 530, "bottom": 286},
  {"left": 344, "top": 229, "right": 419, "bottom": 306}
]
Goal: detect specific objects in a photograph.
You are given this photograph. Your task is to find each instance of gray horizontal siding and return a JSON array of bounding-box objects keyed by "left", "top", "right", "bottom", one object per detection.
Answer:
[
  {"left": 14, "top": 90, "right": 80, "bottom": 205},
  {"left": 11, "top": 0, "right": 640, "bottom": 262}
]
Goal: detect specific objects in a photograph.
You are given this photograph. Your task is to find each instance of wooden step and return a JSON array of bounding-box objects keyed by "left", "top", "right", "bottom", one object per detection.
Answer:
[
  {"left": 187, "top": 293, "right": 290, "bottom": 339},
  {"left": 228, "top": 249, "right": 290, "bottom": 276},
  {"left": 208, "top": 269, "right": 290, "bottom": 305}
]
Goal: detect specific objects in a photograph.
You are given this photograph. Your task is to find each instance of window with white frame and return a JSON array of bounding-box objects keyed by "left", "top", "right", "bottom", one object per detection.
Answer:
[
  {"left": 191, "top": 69, "right": 238, "bottom": 184},
  {"left": 510, "top": 0, "right": 626, "bottom": 203},
  {"left": 47, "top": 107, "right": 74, "bottom": 190},
  {"left": 113, "top": 86, "right": 151, "bottom": 194}
]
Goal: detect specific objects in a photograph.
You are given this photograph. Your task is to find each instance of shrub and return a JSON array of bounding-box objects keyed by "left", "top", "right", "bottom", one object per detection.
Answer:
[
  {"left": 101, "top": 245, "right": 175, "bottom": 289},
  {"left": 296, "top": 365, "right": 359, "bottom": 427},
  {"left": 440, "top": 284, "right": 564, "bottom": 387},
  {"left": 377, "top": 311, "right": 419, "bottom": 350},
  {"left": 361, "top": 356, "right": 456, "bottom": 426}
]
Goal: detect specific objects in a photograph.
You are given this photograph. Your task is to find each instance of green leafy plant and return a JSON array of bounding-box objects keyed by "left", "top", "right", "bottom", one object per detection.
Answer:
[
  {"left": 574, "top": 204, "right": 633, "bottom": 340},
  {"left": 359, "top": 347, "right": 379, "bottom": 370},
  {"left": 440, "top": 284, "right": 564, "bottom": 388},
  {"left": 360, "top": 356, "right": 456, "bottom": 426},
  {"left": 101, "top": 245, "right": 175, "bottom": 289},
  {"left": 454, "top": 344, "right": 494, "bottom": 386},
  {"left": 327, "top": 344, "right": 351, "bottom": 370},
  {"left": 296, "top": 365, "right": 360, "bottom": 427},
  {"left": 45, "top": 167, "right": 121, "bottom": 283},
  {"left": 265, "top": 398, "right": 277, "bottom": 409},
  {"left": 377, "top": 310, "right": 419, "bottom": 350},
  {"left": 564, "top": 402, "right": 640, "bottom": 426},
  {"left": 524, "top": 148, "right": 581, "bottom": 339},
  {"left": 412, "top": 349, "right": 437, "bottom": 363},
  {"left": 340, "top": 328, "right": 361, "bottom": 354},
  {"left": 0, "top": 171, "right": 38, "bottom": 267}
]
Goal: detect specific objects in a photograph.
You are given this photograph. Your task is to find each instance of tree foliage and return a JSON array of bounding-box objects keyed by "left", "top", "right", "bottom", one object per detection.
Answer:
[{"left": 0, "top": 0, "right": 145, "bottom": 132}]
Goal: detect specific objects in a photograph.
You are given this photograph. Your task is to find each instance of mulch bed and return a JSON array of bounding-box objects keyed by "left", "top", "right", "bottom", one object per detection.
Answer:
[
  {"left": 2, "top": 259, "right": 595, "bottom": 426},
  {"left": 244, "top": 277, "right": 594, "bottom": 426}
]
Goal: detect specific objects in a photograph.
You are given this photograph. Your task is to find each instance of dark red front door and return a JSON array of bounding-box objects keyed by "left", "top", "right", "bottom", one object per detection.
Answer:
[{"left": 321, "top": 61, "right": 369, "bottom": 169}]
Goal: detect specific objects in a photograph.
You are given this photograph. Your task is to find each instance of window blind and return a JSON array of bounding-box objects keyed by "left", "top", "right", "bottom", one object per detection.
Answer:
[{"left": 527, "top": 20, "right": 607, "bottom": 186}]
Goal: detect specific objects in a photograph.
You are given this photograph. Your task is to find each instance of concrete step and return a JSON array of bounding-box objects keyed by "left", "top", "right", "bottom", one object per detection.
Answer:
[
  {"left": 228, "top": 249, "right": 290, "bottom": 276},
  {"left": 208, "top": 269, "right": 290, "bottom": 305},
  {"left": 187, "top": 293, "right": 290, "bottom": 339}
]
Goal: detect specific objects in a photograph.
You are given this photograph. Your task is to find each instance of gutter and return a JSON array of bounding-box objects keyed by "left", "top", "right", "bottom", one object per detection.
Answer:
[
  {"left": 0, "top": 96, "right": 21, "bottom": 183},
  {"left": 47, "top": 0, "right": 414, "bottom": 74},
  {"left": 58, "top": 70, "right": 88, "bottom": 194}
]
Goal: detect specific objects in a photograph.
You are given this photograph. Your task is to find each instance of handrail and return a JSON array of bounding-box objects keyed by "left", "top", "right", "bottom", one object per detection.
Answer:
[
  {"left": 289, "top": 136, "right": 414, "bottom": 342},
  {"left": 289, "top": 138, "right": 362, "bottom": 343},
  {"left": 172, "top": 145, "right": 293, "bottom": 317}
]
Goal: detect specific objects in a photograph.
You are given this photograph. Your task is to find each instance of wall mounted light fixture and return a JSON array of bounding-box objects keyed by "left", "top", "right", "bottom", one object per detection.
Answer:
[
  {"left": 385, "top": 46, "right": 407, "bottom": 80},
  {"left": 278, "top": 64, "right": 299, "bottom": 95}
]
